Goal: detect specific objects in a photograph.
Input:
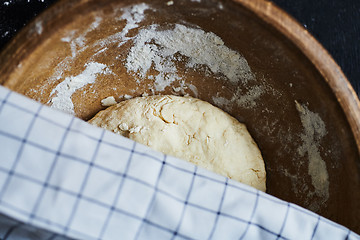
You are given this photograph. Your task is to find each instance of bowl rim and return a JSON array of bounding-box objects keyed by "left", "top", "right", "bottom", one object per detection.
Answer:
[{"left": 233, "top": 0, "right": 360, "bottom": 153}]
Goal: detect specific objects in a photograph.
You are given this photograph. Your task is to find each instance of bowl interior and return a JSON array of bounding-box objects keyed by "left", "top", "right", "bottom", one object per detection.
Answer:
[{"left": 0, "top": 0, "right": 359, "bottom": 233}]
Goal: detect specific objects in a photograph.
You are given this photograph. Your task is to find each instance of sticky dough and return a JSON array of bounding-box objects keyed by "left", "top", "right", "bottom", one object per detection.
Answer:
[{"left": 88, "top": 95, "right": 266, "bottom": 191}]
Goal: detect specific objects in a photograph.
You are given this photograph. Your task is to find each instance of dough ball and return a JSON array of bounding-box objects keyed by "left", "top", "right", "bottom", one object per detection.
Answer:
[{"left": 88, "top": 95, "right": 266, "bottom": 191}]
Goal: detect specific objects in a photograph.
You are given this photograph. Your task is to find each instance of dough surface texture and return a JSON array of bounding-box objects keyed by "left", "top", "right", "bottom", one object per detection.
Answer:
[{"left": 88, "top": 95, "right": 266, "bottom": 191}]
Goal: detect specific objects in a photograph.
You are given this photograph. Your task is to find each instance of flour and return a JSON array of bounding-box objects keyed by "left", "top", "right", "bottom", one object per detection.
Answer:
[
  {"left": 117, "top": 3, "right": 149, "bottom": 39},
  {"left": 90, "top": 16, "right": 102, "bottom": 30},
  {"left": 212, "top": 85, "right": 265, "bottom": 110},
  {"left": 126, "top": 23, "right": 254, "bottom": 91},
  {"left": 295, "top": 101, "right": 329, "bottom": 203},
  {"left": 63, "top": 16, "right": 102, "bottom": 58},
  {"left": 49, "top": 62, "right": 112, "bottom": 114},
  {"left": 49, "top": 16, "right": 103, "bottom": 85},
  {"left": 46, "top": 15, "right": 108, "bottom": 113},
  {"left": 35, "top": 21, "right": 43, "bottom": 35},
  {"left": 166, "top": 1, "right": 174, "bottom": 6},
  {"left": 96, "top": 3, "right": 151, "bottom": 48},
  {"left": 218, "top": 2, "right": 224, "bottom": 10},
  {"left": 48, "top": 3, "right": 255, "bottom": 115},
  {"left": 187, "top": 84, "right": 199, "bottom": 97}
]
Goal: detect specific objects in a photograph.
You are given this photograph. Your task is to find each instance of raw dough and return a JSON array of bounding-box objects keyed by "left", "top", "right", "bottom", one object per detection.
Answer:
[{"left": 89, "top": 95, "right": 266, "bottom": 191}]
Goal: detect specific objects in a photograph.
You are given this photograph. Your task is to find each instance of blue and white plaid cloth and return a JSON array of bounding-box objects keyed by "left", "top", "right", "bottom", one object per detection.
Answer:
[{"left": 0, "top": 85, "right": 358, "bottom": 240}]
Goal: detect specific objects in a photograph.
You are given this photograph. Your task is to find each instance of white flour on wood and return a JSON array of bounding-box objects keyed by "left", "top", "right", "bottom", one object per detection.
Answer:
[
  {"left": 295, "top": 101, "right": 329, "bottom": 205},
  {"left": 212, "top": 85, "right": 265, "bottom": 111},
  {"left": 125, "top": 23, "right": 254, "bottom": 91},
  {"left": 49, "top": 62, "right": 112, "bottom": 114},
  {"left": 48, "top": 3, "right": 257, "bottom": 114},
  {"left": 48, "top": 4, "right": 151, "bottom": 113},
  {"left": 96, "top": 3, "right": 151, "bottom": 48}
]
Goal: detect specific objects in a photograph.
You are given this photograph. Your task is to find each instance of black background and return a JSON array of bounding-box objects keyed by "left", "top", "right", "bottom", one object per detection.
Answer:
[{"left": 0, "top": 0, "right": 359, "bottom": 97}]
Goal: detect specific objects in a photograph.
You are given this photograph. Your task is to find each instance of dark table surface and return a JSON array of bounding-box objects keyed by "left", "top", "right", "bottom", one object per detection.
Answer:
[{"left": 0, "top": 0, "right": 359, "bottom": 98}]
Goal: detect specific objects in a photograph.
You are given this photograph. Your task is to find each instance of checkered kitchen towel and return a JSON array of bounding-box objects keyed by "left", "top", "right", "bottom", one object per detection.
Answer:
[{"left": 0, "top": 85, "right": 358, "bottom": 240}]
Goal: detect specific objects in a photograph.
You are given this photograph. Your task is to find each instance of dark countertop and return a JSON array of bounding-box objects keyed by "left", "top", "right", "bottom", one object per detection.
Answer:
[{"left": 0, "top": 0, "right": 359, "bottom": 97}]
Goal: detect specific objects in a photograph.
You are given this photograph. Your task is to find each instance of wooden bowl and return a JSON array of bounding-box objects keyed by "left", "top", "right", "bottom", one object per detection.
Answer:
[{"left": 0, "top": 0, "right": 359, "bottom": 233}]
